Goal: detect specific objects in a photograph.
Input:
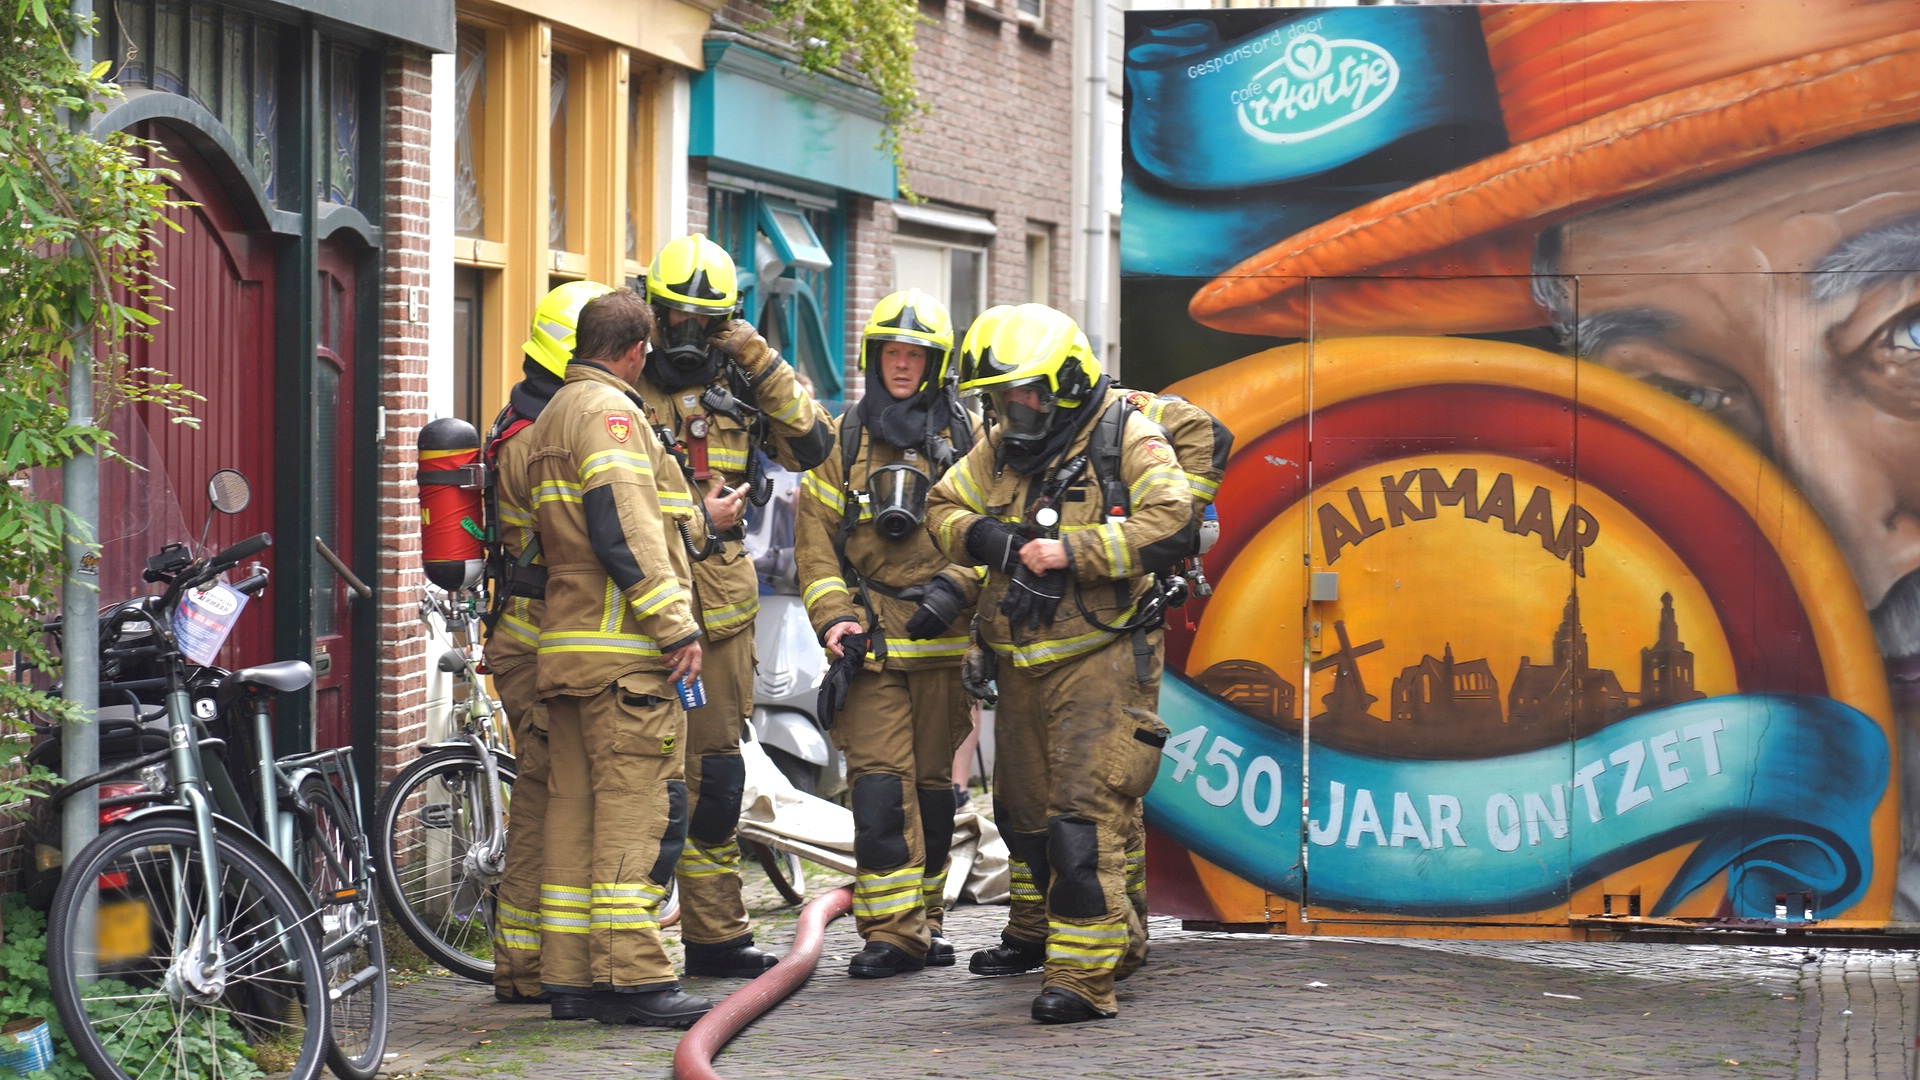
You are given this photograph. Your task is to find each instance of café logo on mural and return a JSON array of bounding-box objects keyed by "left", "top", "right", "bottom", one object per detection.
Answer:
[{"left": 1233, "top": 29, "right": 1399, "bottom": 144}]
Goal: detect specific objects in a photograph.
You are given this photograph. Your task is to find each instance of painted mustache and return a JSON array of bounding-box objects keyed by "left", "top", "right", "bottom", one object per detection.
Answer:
[{"left": 1871, "top": 566, "right": 1920, "bottom": 701}]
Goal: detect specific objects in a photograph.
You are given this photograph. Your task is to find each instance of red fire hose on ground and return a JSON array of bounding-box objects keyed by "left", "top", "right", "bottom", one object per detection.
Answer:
[{"left": 673, "top": 884, "right": 854, "bottom": 1080}]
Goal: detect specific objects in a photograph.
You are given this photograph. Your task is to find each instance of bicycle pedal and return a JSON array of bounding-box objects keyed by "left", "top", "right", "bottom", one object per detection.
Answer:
[{"left": 422, "top": 803, "right": 455, "bottom": 828}]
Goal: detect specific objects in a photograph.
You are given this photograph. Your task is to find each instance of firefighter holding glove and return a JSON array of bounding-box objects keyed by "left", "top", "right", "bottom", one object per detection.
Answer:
[
  {"left": 794, "top": 289, "right": 982, "bottom": 977},
  {"left": 926, "top": 304, "right": 1191, "bottom": 1023},
  {"left": 525, "top": 288, "right": 710, "bottom": 1027}
]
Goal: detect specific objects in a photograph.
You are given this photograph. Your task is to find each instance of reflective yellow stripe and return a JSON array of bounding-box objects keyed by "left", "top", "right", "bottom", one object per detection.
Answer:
[
  {"left": 1186, "top": 473, "right": 1220, "bottom": 501},
  {"left": 1099, "top": 522, "right": 1131, "bottom": 577},
  {"left": 602, "top": 577, "right": 621, "bottom": 634},
  {"left": 1046, "top": 921, "right": 1128, "bottom": 969},
  {"left": 498, "top": 502, "right": 534, "bottom": 527},
  {"left": 677, "top": 840, "right": 741, "bottom": 878},
  {"left": 801, "top": 471, "right": 846, "bottom": 514},
  {"left": 702, "top": 596, "right": 759, "bottom": 634},
  {"left": 853, "top": 867, "right": 924, "bottom": 918},
  {"left": 1126, "top": 849, "right": 1147, "bottom": 895},
  {"left": 883, "top": 636, "right": 970, "bottom": 659},
  {"left": 767, "top": 386, "right": 808, "bottom": 424},
  {"left": 921, "top": 871, "right": 948, "bottom": 902},
  {"left": 541, "top": 884, "right": 592, "bottom": 934},
  {"left": 803, "top": 576, "right": 850, "bottom": 607},
  {"left": 1008, "top": 860, "right": 1043, "bottom": 904},
  {"left": 1128, "top": 464, "right": 1183, "bottom": 506},
  {"left": 496, "top": 899, "right": 541, "bottom": 949},
  {"left": 987, "top": 609, "right": 1137, "bottom": 669},
  {"left": 533, "top": 479, "right": 583, "bottom": 506},
  {"left": 539, "top": 631, "right": 663, "bottom": 656},
  {"left": 658, "top": 487, "right": 696, "bottom": 514},
  {"left": 709, "top": 446, "right": 750, "bottom": 473},
  {"left": 581, "top": 447, "right": 655, "bottom": 481},
  {"left": 631, "top": 579, "right": 686, "bottom": 619},
  {"left": 496, "top": 610, "right": 538, "bottom": 649},
  {"left": 949, "top": 465, "right": 987, "bottom": 514}
]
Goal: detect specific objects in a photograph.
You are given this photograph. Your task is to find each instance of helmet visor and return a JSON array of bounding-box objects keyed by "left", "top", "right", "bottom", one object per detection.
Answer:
[{"left": 987, "top": 381, "right": 1057, "bottom": 442}]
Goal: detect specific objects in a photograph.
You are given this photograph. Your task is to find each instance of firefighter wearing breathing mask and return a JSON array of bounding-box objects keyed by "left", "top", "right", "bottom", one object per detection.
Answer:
[
  {"left": 926, "top": 304, "right": 1190, "bottom": 1024},
  {"left": 638, "top": 233, "right": 834, "bottom": 976},
  {"left": 793, "top": 289, "right": 982, "bottom": 977}
]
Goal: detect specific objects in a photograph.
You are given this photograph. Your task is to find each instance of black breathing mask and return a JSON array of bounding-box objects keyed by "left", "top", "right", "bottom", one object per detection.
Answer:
[{"left": 867, "top": 462, "right": 932, "bottom": 540}]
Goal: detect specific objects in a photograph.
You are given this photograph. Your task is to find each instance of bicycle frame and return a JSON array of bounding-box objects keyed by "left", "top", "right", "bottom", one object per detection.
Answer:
[{"left": 420, "top": 588, "right": 512, "bottom": 877}]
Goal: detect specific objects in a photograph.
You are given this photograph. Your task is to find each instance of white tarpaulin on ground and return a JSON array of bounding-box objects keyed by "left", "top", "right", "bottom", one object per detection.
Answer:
[{"left": 737, "top": 737, "right": 1010, "bottom": 905}]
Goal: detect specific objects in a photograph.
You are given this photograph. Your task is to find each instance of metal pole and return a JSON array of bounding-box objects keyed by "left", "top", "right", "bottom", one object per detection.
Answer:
[
  {"left": 1083, "top": 0, "right": 1110, "bottom": 362},
  {"left": 60, "top": 0, "right": 100, "bottom": 974}
]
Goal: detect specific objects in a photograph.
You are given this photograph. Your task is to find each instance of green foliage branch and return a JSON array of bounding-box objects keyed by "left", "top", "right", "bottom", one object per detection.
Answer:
[
  {"left": 0, "top": 0, "right": 183, "bottom": 810},
  {"left": 749, "top": 0, "right": 928, "bottom": 195}
]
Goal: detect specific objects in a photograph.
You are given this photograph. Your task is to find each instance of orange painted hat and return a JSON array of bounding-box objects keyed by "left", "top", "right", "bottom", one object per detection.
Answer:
[{"left": 1187, "top": 0, "right": 1920, "bottom": 338}]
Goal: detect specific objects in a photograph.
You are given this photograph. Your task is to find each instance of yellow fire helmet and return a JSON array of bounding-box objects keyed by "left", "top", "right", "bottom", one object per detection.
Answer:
[
  {"left": 959, "top": 303, "right": 1101, "bottom": 444},
  {"left": 645, "top": 233, "right": 741, "bottom": 316},
  {"left": 955, "top": 304, "right": 1015, "bottom": 388},
  {"left": 523, "top": 279, "right": 615, "bottom": 378},
  {"left": 861, "top": 288, "right": 955, "bottom": 385}
]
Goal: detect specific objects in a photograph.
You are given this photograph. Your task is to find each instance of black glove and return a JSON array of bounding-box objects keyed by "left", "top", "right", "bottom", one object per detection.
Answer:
[
  {"left": 816, "top": 632, "right": 869, "bottom": 730},
  {"left": 964, "top": 519, "right": 1028, "bottom": 574},
  {"left": 962, "top": 645, "right": 998, "bottom": 706},
  {"left": 904, "top": 576, "right": 967, "bottom": 639},
  {"left": 1000, "top": 565, "right": 1067, "bottom": 630}
]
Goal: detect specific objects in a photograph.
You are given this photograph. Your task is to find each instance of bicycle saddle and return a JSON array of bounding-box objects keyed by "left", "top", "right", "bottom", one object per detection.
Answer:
[{"left": 221, "top": 660, "right": 315, "bottom": 698}]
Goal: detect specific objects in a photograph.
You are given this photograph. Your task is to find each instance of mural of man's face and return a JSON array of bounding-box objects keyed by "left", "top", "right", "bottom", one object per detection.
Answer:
[{"left": 1548, "top": 126, "right": 1920, "bottom": 671}]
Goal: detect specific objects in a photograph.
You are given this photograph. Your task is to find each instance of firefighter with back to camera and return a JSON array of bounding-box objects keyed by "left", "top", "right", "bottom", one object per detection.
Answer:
[
  {"left": 524, "top": 288, "right": 711, "bottom": 1027},
  {"left": 926, "top": 304, "right": 1192, "bottom": 1023},
  {"left": 638, "top": 234, "right": 834, "bottom": 976},
  {"left": 485, "top": 280, "right": 614, "bottom": 1007},
  {"left": 794, "top": 288, "right": 983, "bottom": 977}
]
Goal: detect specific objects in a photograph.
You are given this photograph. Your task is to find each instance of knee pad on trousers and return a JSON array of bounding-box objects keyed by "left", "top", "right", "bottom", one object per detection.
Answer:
[
  {"left": 851, "top": 773, "right": 911, "bottom": 870},
  {"left": 649, "top": 779, "right": 689, "bottom": 883},
  {"left": 688, "top": 753, "right": 745, "bottom": 845},
  {"left": 917, "top": 787, "right": 954, "bottom": 876},
  {"left": 1047, "top": 815, "right": 1104, "bottom": 919},
  {"left": 1004, "top": 828, "right": 1051, "bottom": 896}
]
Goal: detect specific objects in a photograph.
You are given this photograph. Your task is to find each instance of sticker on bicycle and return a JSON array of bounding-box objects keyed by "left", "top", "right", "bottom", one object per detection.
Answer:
[{"left": 171, "top": 581, "right": 249, "bottom": 665}]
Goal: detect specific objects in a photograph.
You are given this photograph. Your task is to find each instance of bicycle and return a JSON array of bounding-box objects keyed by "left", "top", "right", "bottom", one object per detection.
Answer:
[
  {"left": 43, "top": 472, "right": 387, "bottom": 1080},
  {"left": 371, "top": 585, "right": 516, "bottom": 982}
]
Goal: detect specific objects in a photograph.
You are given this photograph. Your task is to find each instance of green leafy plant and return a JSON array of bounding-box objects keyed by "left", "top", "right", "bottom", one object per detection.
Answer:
[
  {"left": 750, "top": 0, "right": 928, "bottom": 195},
  {"left": 0, "top": 893, "right": 264, "bottom": 1080},
  {"left": 0, "top": 0, "right": 182, "bottom": 810}
]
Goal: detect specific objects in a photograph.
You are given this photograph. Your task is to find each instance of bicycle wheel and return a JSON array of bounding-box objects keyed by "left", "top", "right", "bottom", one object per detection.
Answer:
[
  {"left": 47, "top": 817, "right": 329, "bottom": 1080},
  {"left": 373, "top": 748, "right": 515, "bottom": 982},
  {"left": 746, "top": 839, "right": 808, "bottom": 906},
  {"left": 294, "top": 774, "right": 390, "bottom": 1080}
]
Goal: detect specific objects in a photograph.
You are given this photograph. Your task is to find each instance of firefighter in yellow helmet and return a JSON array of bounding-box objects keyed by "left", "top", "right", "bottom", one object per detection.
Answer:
[
  {"left": 926, "top": 304, "right": 1190, "bottom": 1023},
  {"left": 793, "top": 288, "right": 981, "bottom": 976},
  {"left": 524, "top": 287, "right": 710, "bottom": 1025},
  {"left": 485, "top": 279, "right": 612, "bottom": 1009},
  {"left": 639, "top": 234, "right": 834, "bottom": 975}
]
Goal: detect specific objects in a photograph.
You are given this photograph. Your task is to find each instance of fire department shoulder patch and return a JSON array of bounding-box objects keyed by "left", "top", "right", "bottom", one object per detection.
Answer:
[
  {"left": 1127, "top": 390, "right": 1154, "bottom": 411},
  {"left": 605, "top": 414, "right": 633, "bottom": 443},
  {"left": 1144, "top": 437, "right": 1175, "bottom": 464}
]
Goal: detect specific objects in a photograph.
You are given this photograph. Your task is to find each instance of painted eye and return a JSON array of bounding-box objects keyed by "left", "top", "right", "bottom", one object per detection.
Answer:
[
  {"left": 1889, "top": 310, "right": 1920, "bottom": 353},
  {"left": 1643, "top": 374, "right": 1734, "bottom": 414}
]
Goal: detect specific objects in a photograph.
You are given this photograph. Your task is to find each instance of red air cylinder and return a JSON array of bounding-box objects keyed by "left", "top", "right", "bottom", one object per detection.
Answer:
[{"left": 417, "top": 417, "right": 486, "bottom": 591}]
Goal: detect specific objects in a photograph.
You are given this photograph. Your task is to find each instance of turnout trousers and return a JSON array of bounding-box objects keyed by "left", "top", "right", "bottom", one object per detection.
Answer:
[
  {"left": 991, "top": 632, "right": 1167, "bottom": 1014},
  {"left": 490, "top": 663, "right": 547, "bottom": 999},
  {"left": 674, "top": 626, "right": 756, "bottom": 947},
  {"left": 829, "top": 664, "right": 973, "bottom": 958},
  {"left": 539, "top": 677, "right": 689, "bottom": 993}
]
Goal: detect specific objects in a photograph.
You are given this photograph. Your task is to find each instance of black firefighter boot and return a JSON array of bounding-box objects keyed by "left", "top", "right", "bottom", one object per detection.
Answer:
[
  {"left": 684, "top": 936, "right": 781, "bottom": 978},
  {"left": 968, "top": 934, "right": 1046, "bottom": 977}
]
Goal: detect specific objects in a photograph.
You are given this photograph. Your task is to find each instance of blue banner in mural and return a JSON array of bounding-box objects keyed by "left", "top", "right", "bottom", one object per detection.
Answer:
[
  {"left": 1122, "top": 8, "right": 1505, "bottom": 278},
  {"left": 1147, "top": 674, "right": 1889, "bottom": 918}
]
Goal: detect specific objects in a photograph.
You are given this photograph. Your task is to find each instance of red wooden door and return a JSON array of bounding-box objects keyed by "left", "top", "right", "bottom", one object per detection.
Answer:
[
  {"left": 313, "top": 242, "right": 359, "bottom": 750},
  {"left": 129, "top": 124, "right": 277, "bottom": 674}
]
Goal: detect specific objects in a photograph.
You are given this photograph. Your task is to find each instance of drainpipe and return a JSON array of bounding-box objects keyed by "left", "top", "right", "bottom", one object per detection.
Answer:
[
  {"left": 1083, "top": 0, "right": 1109, "bottom": 364},
  {"left": 60, "top": 0, "right": 100, "bottom": 975}
]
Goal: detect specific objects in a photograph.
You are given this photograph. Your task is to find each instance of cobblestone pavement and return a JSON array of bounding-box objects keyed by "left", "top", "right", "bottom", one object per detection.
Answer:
[{"left": 379, "top": 873, "right": 1920, "bottom": 1080}]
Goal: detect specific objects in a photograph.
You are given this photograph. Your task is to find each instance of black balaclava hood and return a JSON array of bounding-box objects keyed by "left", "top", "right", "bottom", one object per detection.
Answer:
[{"left": 509, "top": 356, "right": 565, "bottom": 421}]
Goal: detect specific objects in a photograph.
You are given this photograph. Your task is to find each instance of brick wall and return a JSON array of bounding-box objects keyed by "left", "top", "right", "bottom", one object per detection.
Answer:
[
  {"left": 904, "top": 0, "right": 1075, "bottom": 309},
  {"left": 702, "top": 0, "right": 1076, "bottom": 399},
  {"left": 376, "top": 43, "right": 434, "bottom": 790}
]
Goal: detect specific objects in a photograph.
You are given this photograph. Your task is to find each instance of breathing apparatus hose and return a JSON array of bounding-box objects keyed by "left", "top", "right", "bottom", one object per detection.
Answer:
[{"left": 672, "top": 884, "right": 853, "bottom": 1080}]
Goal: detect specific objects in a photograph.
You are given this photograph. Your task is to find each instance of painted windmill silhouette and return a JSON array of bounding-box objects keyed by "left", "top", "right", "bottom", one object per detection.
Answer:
[{"left": 1311, "top": 620, "right": 1386, "bottom": 724}]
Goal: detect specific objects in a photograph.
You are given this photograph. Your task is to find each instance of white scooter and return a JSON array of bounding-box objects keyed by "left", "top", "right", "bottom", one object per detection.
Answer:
[{"left": 741, "top": 462, "right": 846, "bottom": 798}]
